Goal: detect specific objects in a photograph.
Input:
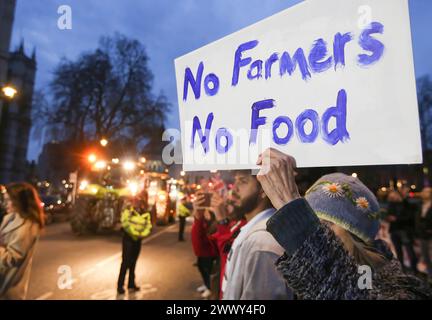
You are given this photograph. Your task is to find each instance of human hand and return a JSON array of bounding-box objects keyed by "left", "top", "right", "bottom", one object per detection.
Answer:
[
  {"left": 193, "top": 191, "right": 206, "bottom": 219},
  {"left": 256, "top": 148, "right": 301, "bottom": 210},
  {"left": 209, "top": 191, "right": 227, "bottom": 221}
]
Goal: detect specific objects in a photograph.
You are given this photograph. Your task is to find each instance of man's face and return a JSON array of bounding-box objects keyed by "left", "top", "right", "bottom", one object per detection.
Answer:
[{"left": 231, "top": 173, "right": 261, "bottom": 215}]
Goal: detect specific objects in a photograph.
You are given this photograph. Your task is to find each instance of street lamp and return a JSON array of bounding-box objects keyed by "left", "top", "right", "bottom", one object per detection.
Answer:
[
  {"left": 100, "top": 138, "right": 108, "bottom": 147},
  {"left": 1, "top": 85, "right": 18, "bottom": 100},
  {"left": 88, "top": 154, "right": 97, "bottom": 163}
]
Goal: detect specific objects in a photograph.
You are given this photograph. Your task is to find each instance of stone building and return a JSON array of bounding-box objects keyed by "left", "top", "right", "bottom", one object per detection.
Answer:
[
  {"left": 0, "top": 0, "right": 16, "bottom": 123},
  {"left": 0, "top": 0, "right": 37, "bottom": 183}
]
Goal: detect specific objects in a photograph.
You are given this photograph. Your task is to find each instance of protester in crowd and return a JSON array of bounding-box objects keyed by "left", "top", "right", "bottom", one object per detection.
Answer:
[
  {"left": 192, "top": 188, "right": 247, "bottom": 299},
  {"left": 222, "top": 170, "right": 293, "bottom": 300},
  {"left": 386, "top": 187, "right": 419, "bottom": 273},
  {"left": 178, "top": 196, "right": 191, "bottom": 242},
  {"left": 191, "top": 198, "right": 218, "bottom": 299},
  {"left": 258, "top": 148, "right": 432, "bottom": 299},
  {"left": 0, "top": 182, "right": 44, "bottom": 300},
  {"left": 416, "top": 187, "right": 432, "bottom": 282},
  {"left": 117, "top": 194, "right": 152, "bottom": 295},
  {"left": 375, "top": 188, "right": 394, "bottom": 251}
]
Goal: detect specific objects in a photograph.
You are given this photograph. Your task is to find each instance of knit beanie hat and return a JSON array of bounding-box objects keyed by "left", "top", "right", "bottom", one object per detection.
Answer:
[{"left": 305, "top": 173, "right": 380, "bottom": 243}]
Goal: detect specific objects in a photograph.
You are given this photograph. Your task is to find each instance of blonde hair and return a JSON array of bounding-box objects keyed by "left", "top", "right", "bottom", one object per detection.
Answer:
[{"left": 327, "top": 222, "right": 386, "bottom": 270}]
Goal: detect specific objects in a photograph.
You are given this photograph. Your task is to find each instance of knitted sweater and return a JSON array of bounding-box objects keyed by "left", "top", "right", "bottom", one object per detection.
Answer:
[{"left": 266, "top": 198, "right": 432, "bottom": 300}]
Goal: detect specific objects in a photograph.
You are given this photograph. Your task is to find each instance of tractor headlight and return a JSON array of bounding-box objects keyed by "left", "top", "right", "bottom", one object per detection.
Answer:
[
  {"left": 79, "top": 180, "right": 89, "bottom": 190},
  {"left": 128, "top": 181, "right": 138, "bottom": 196}
]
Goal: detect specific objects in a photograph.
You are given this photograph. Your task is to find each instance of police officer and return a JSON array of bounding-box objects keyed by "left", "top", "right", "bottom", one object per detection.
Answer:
[{"left": 117, "top": 195, "right": 152, "bottom": 295}]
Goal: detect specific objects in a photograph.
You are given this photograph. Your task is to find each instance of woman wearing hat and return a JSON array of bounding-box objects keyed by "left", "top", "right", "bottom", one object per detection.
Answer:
[{"left": 256, "top": 148, "right": 431, "bottom": 299}]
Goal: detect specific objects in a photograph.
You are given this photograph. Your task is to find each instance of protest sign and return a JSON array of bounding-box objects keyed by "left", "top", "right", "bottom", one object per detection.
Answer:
[{"left": 174, "top": 0, "right": 422, "bottom": 171}]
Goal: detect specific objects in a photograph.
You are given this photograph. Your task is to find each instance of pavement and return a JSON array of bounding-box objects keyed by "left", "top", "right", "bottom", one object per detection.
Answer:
[{"left": 26, "top": 218, "right": 204, "bottom": 300}]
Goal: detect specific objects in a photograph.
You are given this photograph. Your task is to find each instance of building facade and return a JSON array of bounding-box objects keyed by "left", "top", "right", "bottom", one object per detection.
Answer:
[
  {"left": 0, "top": 0, "right": 37, "bottom": 183},
  {"left": 0, "top": 0, "right": 16, "bottom": 123}
]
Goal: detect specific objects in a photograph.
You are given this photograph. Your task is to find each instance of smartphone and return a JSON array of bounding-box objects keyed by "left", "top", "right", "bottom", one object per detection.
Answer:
[{"left": 197, "top": 192, "right": 212, "bottom": 208}]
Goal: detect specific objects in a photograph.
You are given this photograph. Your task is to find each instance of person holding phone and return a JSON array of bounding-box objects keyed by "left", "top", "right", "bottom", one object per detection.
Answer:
[{"left": 191, "top": 191, "right": 218, "bottom": 299}]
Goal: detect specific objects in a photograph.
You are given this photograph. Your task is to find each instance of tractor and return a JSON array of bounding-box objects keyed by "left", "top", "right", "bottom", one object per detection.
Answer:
[
  {"left": 143, "top": 160, "right": 178, "bottom": 225},
  {"left": 70, "top": 162, "right": 135, "bottom": 235},
  {"left": 70, "top": 156, "right": 178, "bottom": 234}
]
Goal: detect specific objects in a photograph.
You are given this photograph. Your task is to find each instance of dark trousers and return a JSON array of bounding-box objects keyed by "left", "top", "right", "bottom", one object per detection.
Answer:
[
  {"left": 117, "top": 233, "right": 142, "bottom": 289},
  {"left": 197, "top": 257, "right": 215, "bottom": 289},
  {"left": 420, "top": 239, "right": 432, "bottom": 277},
  {"left": 391, "top": 230, "right": 418, "bottom": 272},
  {"left": 178, "top": 216, "right": 186, "bottom": 241}
]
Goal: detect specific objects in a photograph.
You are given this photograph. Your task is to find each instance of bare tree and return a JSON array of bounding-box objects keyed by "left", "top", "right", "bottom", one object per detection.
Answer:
[{"left": 39, "top": 33, "right": 169, "bottom": 144}]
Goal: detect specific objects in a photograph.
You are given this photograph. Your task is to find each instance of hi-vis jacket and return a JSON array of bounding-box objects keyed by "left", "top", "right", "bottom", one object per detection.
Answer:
[
  {"left": 178, "top": 203, "right": 191, "bottom": 218},
  {"left": 121, "top": 208, "right": 152, "bottom": 241}
]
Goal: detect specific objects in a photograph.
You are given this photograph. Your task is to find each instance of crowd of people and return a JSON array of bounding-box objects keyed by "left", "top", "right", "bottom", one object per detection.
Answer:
[
  {"left": 187, "top": 148, "right": 432, "bottom": 300},
  {"left": 1, "top": 149, "right": 432, "bottom": 300},
  {"left": 381, "top": 186, "right": 432, "bottom": 278}
]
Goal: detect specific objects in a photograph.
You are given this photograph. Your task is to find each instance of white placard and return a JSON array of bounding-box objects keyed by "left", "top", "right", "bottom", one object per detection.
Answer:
[{"left": 174, "top": 0, "right": 422, "bottom": 171}]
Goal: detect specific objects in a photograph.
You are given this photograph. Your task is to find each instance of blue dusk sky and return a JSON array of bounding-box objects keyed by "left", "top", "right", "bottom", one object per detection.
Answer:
[{"left": 9, "top": 0, "right": 432, "bottom": 161}]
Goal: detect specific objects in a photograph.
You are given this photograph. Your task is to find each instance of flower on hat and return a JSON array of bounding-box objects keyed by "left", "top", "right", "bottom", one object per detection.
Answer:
[
  {"left": 322, "top": 183, "right": 344, "bottom": 198},
  {"left": 355, "top": 197, "right": 369, "bottom": 211}
]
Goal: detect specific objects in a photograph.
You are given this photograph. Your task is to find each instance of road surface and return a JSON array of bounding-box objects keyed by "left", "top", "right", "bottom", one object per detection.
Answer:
[{"left": 26, "top": 218, "right": 204, "bottom": 300}]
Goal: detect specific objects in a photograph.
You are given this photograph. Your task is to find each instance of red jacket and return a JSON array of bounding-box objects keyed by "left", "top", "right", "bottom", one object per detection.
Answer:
[
  {"left": 191, "top": 218, "right": 218, "bottom": 257},
  {"left": 191, "top": 216, "right": 247, "bottom": 298}
]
